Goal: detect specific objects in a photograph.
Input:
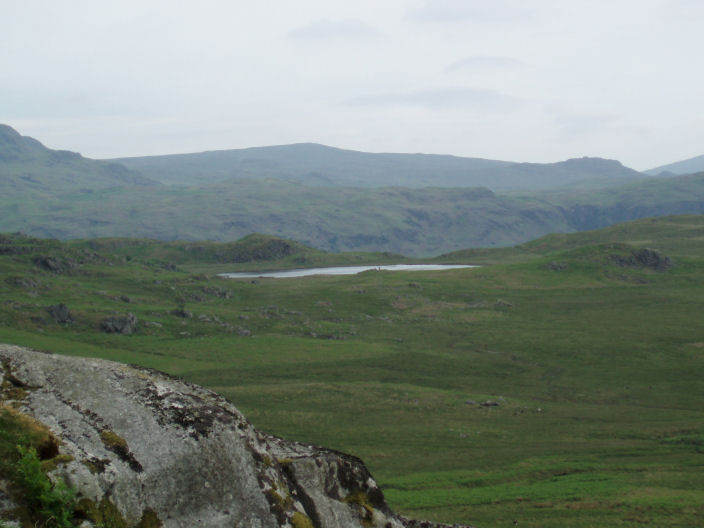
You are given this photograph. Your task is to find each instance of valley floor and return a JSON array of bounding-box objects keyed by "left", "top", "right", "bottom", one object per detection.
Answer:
[{"left": 1, "top": 216, "right": 704, "bottom": 527}]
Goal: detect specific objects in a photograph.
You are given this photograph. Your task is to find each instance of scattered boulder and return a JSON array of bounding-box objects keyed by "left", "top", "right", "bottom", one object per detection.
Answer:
[
  {"left": 0, "top": 345, "right": 473, "bottom": 528},
  {"left": 610, "top": 248, "right": 672, "bottom": 271},
  {"left": 4, "top": 276, "right": 41, "bottom": 289},
  {"left": 100, "top": 313, "right": 138, "bottom": 335},
  {"left": 170, "top": 308, "right": 193, "bottom": 318},
  {"left": 547, "top": 261, "right": 568, "bottom": 271},
  {"left": 201, "top": 286, "right": 232, "bottom": 299},
  {"left": 47, "top": 303, "right": 73, "bottom": 324},
  {"left": 32, "top": 255, "right": 75, "bottom": 273}
]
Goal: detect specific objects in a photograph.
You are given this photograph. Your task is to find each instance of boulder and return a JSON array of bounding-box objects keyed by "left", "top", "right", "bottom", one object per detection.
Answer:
[
  {"left": 546, "top": 261, "right": 567, "bottom": 271},
  {"left": 0, "top": 344, "right": 472, "bottom": 528},
  {"left": 47, "top": 303, "right": 73, "bottom": 324},
  {"left": 100, "top": 313, "right": 138, "bottom": 334},
  {"left": 169, "top": 308, "right": 193, "bottom": 319}
]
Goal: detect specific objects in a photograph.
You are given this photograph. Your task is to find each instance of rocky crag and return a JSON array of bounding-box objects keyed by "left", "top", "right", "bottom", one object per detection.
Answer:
[{"left": 0, "top": 344, "right": 471, "bottom": 528}]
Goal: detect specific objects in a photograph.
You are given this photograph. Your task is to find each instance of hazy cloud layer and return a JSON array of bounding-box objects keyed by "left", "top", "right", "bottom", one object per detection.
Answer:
[
  {"left": 446, "top": 56, "right": 524, "bottom": 72},
  {"left": 289, "top": 18, "right": 381, "bottom": 40},
  {"left": 406, "top": 0, "right": 537, "bottom": 23},
  {"left": 0, "top": 1, "right": 702, "bottom": 169},
  {"left": 347, "top": 87, "right": 522, "bottom": 111}
]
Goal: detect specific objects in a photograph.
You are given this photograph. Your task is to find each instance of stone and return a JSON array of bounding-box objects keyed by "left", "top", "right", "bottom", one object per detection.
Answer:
[
  {"left": 0, "top": 344, "right": 473, "bottom": 528},
  {"left": 547, "top": 261, "right": 567, "bottom": 271},
  {"left": 47, "top": 303, "right": 73, "bottom": 324},
  {"left": 100, "top": 313, "right": 138, "bottom": 334}
]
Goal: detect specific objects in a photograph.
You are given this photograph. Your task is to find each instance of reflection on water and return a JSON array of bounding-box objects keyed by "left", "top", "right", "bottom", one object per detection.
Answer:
[{"left": 219, "top": 264, "right": 476, "bottom": 279}]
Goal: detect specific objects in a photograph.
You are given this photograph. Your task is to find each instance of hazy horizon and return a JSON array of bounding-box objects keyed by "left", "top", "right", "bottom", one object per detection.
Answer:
[{"left": 2, "top": 1, "right": 702, "bottom": 171}]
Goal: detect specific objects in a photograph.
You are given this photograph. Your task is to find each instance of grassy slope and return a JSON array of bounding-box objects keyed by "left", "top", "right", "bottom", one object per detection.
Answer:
[
  {"left": 2, "top": 166, "right": 704, "bottom": 258},
  {"left": 1, "top": 216, "right": 704, "bottom": 527},
  {"left": 65, "top": 233, "right": 409, "bottom": 274},
  {"left": 0, "top": 181, "right": 570, "bottom": 256},
  {"left": 438, "top": 215, "right": 704, "bottom": 264}
]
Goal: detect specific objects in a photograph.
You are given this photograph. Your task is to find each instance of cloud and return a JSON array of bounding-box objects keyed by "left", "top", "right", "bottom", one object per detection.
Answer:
[
  {"left": 546, "top": 106, "right": 617, "bottom": 138},
  {"left": 288, "top": 18, "right": 381, "bottom": 40},
  {"left": 446, "top": 55, "right": 524, "bottom": 72},
  {"left": 347, "top": 87, "right": 522, "bottom": 111},
  {"left": 406, "top": 0, "right": 537, "bottom": 23}
]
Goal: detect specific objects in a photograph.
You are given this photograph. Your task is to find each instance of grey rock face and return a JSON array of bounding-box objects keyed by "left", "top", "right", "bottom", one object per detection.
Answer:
[{"left": 0, "top": 344, "right": 472, "bottom": 528}]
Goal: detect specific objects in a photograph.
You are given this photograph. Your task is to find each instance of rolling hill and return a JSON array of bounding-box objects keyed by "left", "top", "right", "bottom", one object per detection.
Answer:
[
  {"left": 111, "top": 143, "right": 649, "bottom": 191},
  {"left": 2, "top": 124, "right": 702, "bottom": 256},
  {"left": 646, "top": 153, "right": 704, "bottom": 176},
  {"left": 0, "top": 124, "right": 159, "bottom": 195}
]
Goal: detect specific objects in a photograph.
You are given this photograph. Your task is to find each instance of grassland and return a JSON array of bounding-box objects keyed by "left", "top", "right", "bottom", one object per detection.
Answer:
[{"left": 1, "top": 216, "right": 704, "bottom": 527}]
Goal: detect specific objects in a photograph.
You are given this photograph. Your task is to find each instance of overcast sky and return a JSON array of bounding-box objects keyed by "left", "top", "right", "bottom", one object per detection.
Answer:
[{"left": 1, "top": 0, "right": 702, "bottom": 170}]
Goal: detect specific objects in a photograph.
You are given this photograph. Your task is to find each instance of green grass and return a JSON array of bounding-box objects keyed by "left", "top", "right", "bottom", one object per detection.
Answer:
[{"left": 2, "top": 217, "right": 704, "bottom": 527}]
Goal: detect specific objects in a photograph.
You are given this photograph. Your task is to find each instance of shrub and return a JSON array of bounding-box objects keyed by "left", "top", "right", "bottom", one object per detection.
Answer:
[{"left": 15, "top": 446, "right": 76, "bottom": 528}]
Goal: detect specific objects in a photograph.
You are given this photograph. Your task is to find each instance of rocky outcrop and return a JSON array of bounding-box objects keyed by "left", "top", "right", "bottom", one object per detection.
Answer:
[
  {"left": 609, "top": 248, "right": 672, "bottom": 271},
  {"left": 0, "top": 345, "right": 471, "bottom": 528}
]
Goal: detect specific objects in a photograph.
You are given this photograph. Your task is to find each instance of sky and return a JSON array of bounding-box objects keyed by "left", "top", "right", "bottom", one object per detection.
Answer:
[{"left": 1, "top": 0, "right": 702, "bottom": 170}]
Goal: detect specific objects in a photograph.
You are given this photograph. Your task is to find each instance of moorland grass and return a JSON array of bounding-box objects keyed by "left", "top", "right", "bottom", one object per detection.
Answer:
[{"left": 1, "top": 218, "right": 704, "bottom": 527}]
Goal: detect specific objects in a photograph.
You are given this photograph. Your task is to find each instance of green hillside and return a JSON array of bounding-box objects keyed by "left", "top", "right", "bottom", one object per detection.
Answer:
[
  {"left": 0, "top": 124, "right": 158, "bottom": 195},
  {"left": 0, "top": 179, "right": 570, "bottom": 256},
  {"left": 66, "top": 233, "right": 408, "bottom": 273},
  {"left": 1, "top": 216, "right": 704, "bottom": 527},
  {"left": 440, "top": 215, "right": 704, "bottom": 263},
  {"left": 1, "top": 124, "right": 702, "bottom": 257}
]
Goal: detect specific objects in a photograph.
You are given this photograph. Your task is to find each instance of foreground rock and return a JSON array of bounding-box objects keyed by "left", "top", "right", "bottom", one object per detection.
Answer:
[{"left": 0, "top": 344, "right": 471, "bottom": 528}]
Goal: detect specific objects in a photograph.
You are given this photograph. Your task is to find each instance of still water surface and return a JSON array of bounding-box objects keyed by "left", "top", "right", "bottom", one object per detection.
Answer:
[{"left": 219, "top": 264, "right": 476, "bottom": 279}]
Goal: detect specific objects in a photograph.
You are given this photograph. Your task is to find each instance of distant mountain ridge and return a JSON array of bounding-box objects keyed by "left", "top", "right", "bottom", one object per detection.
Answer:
[
  {"left": 111, "top": 142, "right": 648, "bottom": 191},
  {"left": 111, "top": 142, "right": 515, "bottom": 188},
  {"left": 3, "top": 123, "right": 702, "bottom": 256},
  {"left": 646, "top": 154, "right": 704, "bottom": 176},
  {"left": 0, "top": 124, "right": 159, "bottom": 193}
]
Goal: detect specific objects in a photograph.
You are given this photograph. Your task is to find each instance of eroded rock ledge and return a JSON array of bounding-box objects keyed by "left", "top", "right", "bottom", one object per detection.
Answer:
[{"left": 0, "top": 344, "right": 471, "bottom": 528}]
